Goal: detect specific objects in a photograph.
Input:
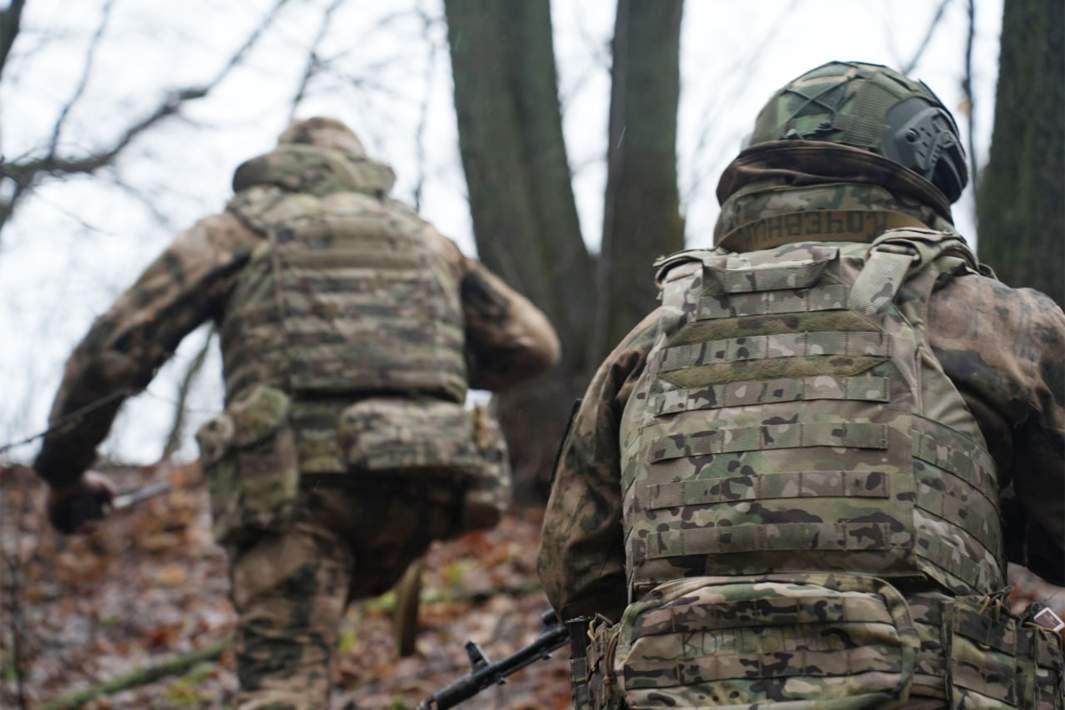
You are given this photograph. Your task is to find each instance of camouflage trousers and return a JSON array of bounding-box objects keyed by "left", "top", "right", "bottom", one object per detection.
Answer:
[{"left": 226, "top": 481, "right": 462, "bottom": 710}]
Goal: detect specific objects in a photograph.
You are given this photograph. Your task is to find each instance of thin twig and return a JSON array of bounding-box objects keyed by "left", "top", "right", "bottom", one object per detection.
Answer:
[
  {"left": 161, "top": 328, "right": 215, "bottom": 459},
  {"left": 46, "top": 0, "right": 117, "bottom": 161},
  {"left": 204, "top": 0, "right": 290, "bottom": 90},
  {"left": 0, "top": 0, "right": 291, "bottom": 236},
  {"left": 411, "top": 3, "right": 440, "bottom": 211},
  {"left": 289, "top": 0, "right": 346, "bottom": 121},
  {"left": 683, "top": 0, "right": 799, "bottom": 205},
  {"left": 106, "top": 173, "right": 177, "bottom": 230},
  {"left": 902, "top": 0, "right": 952, "bottom": 74},
  {"left": 0, "top": 389, "right": 131, "bottom": 457},
  {"left": 963, "top": 0, "right": 980, "bottom": 192},
  {"left": 40, "top": 635, "right": 232, "bottom": 710}
]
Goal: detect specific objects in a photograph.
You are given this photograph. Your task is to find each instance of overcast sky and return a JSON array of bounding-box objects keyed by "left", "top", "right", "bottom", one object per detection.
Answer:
[{"left": 0, "top": 0, "right": 1003, "bottom": 466}]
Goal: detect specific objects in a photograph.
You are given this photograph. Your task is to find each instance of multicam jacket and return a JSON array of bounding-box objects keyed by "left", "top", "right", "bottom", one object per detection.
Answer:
[
  {"left": 538, "top": 146, "right": 1065, "bottom": 624},
  {"left": 34, "top": 145, "right": 560, "bottom": 488}
]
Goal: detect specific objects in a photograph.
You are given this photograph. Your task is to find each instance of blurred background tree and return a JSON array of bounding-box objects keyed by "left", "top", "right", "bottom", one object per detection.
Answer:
[
  {"left": 445, "top": 0, "right": 683, "bottom": 497},
  {"left": 977, "top": 0, "right": 1064, "bottom": 307}
]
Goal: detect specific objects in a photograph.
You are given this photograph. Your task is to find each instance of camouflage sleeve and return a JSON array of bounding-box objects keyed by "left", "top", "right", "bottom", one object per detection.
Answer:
[
  {"left": 33, "top": 213, "right": 260, "bottom": 488},
  {"left": 456, "top": 257, "right": 561, "bottom": 390},
  {"left": 928, "top": 275, "right": 1065, "bottom": 583},
  {"left": 537, "top": 313, "right": 659, "bottom": 622}
]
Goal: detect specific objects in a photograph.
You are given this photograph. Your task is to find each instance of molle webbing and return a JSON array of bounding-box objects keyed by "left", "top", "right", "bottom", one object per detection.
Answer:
[
  {"left": 638, "top": 470, "right": 891, "bottom": 510},
  {"left": 717, "top": 209, "right": 926, "bottom": 252},
  {"left": 622, "top": 232, "right": 1003, "bottom": 598},
  {"left": 658, "top": 331, "right": 890, "bottom": 371},
  {"left": 628, "top": 520, "right": 902, "bottom": 563},
  {"left": 223, "top": 188, "right": 467, "bottom": 403},
  {"left": 649, "top": 422, "right": 888, "bottom": 461},
  {"left": 650, "top": 376, "right": 891, "bottom": 415}
]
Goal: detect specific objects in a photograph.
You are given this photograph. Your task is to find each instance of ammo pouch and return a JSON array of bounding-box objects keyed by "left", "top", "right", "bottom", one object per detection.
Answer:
[
  {"left": 195, "top": 385, "right": 299, "bottom": 545},
  {"left": 337, "top": 397, "right": 511, "bottom": 534},
  {"left": 590, "top": 574, "right": 919, "bottom": 709},
  {"left": 575, "top": 615, "right": 625, "bottom": 710},
  {"left": 941, "top": 595, "right": 1064, "bottom": 709},
  {"left": 584, "top": 575, "right": 1065, "bottom": 709},
  {"left": 460, "top": 404, "right": 512, "bottom": 532}
]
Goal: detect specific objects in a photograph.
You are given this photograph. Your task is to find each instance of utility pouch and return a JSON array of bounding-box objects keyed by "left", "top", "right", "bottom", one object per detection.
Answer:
[
  {"left": 337, "top": 397, "right": 480, "bottom": 479},
  {"left": 457, "top": 404, "right": 512, "bottom": 533},
  {"left": 585, "top": 615, "right": 625, "bottom": 710},
  {"left": 567, "top": 617, "right": 594, "bottom": 710},
  {"left": 946, "top": 595, "right": 1065, "bottom": 709},
  {"left": 612, "top": 574, "right": 918, "bottom": 709},
  {"left": 195, "top": 385, "right": 299, "bottom": 544}
]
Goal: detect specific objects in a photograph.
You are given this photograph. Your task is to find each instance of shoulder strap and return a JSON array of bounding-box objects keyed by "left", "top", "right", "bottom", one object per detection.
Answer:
[
  {"left": 654, "top": 250, "right": 723, "bottom": 313},
  {"left": 850, "top": 227, "right": 977, "bottom": 317}
]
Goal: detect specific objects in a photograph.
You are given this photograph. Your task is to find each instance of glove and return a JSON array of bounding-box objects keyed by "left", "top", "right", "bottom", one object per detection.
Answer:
[{"left": 46, "top": 471, "right": 116, "bottom": 534}]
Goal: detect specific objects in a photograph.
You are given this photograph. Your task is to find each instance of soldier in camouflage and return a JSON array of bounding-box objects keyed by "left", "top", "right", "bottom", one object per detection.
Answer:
[
  {"left": 34, "top": 117, "right": 560, "bottom": 709},
  {"left": 539, "top": 62, "right": 1064, "bottom": 708}
]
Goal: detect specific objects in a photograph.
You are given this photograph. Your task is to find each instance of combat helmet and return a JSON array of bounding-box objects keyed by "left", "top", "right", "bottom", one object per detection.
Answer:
[{"left": 749, "top": 61, "right": 968, "bottom": 202}]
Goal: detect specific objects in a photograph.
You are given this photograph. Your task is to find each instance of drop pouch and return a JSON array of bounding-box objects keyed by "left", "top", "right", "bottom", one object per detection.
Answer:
[{"left": 195, "top": 385, "right": 299, "bottom": 544}]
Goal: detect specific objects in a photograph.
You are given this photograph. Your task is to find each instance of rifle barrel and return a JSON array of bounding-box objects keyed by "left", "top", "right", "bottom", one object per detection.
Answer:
[{"left": 418, "top": 624, "right": 568, "bottom": 709}]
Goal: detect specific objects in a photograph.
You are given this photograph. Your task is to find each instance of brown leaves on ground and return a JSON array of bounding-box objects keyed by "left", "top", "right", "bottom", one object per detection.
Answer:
[{"left": 0, "top": 464, "right": 570, "bottom": 709}]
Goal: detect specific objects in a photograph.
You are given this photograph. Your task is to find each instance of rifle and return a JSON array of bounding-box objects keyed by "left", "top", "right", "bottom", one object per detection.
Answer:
[
  {"left": 418, "top": 609, "right": 568, "bottom": 709},
  {"left": 66, "top": 479, "right": 173, "bottom": 531}
]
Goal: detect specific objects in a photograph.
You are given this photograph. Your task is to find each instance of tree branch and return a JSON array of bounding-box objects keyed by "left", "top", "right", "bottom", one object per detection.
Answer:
[
  {"left": 46, "top": 0, "right": 116, "bottom": 161},
  {"left": 963, "top": 0, "right": 980, "bottom": 191},
  {"left": 411, "top": 2, "right": 440, "bottom": 211},
  {"left": 161, "top": 328, "right": 214, "bottom": 460},
  {"left": 289, "top": 0, "right": 345, "bottom": 121},
  {"left": 40, "top": 635, "right": 232, "bottom": 710},
  {"left": 902, "top": 0, "right": 952, "bottom": 74},
  {"left": 0, "top": 0, "right": 290, "bottom": 235}
]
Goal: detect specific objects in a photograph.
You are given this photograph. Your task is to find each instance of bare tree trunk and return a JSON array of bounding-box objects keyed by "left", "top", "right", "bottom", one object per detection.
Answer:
[
  {"left": 444, "top": 0, "right": 594, "bottom": 500},
  {"left": 444, "top": 0, "right": 593, "bottom": 364},
  {"left": 595, "top": 0, "right": 684, "bottom": 360},
  {"left": 0, "top": 0, "right": 27, "bottom": 83},
  {"left": 977, "top": 0, "right": 1064, "bottom": 307}
]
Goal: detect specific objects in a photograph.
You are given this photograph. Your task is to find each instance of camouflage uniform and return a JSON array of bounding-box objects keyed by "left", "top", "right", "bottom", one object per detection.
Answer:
[
  {"left": 539, "top": 65, "right": 1064, "bottom": 709},
  {"left": 34, "top": 117, "right": 560, "bottom": 709}
]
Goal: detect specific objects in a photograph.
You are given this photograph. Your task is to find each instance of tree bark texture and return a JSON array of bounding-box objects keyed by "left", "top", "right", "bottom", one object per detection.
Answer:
[
  {"left": 977, "top": 0, "right": 1064, "bottom": 307},
  {"left": 595, "top": 0, "right": 685, "bottom": 360},
  {"left": 444, "top": 0, "right": 594, "bottom": 370},
  {"left": 445, "top": 0, "right": 594, "bottom": 500}
]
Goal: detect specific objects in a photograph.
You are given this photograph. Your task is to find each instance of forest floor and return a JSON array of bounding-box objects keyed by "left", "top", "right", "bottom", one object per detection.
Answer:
[{"left": 0, "top": 463, "right": 571, "bottom": 709}]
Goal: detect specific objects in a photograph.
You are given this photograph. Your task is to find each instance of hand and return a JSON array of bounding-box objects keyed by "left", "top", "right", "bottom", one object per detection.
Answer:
[
  {"left": 1008, "top": 562, "right": 1065, "bottom": 636},
  {"left": 46, "top": 471, "right": 116, "bottom": 534}
]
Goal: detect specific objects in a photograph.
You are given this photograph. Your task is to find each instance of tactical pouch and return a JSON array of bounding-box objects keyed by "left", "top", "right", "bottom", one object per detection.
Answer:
[
  {"left": 457, "top": 404, "right": 512, "bottom": 533},
  {"left": 338, "top": 397, "right": 480, "bottom": 479},
  {"left": 609, "top": 574, "right": 918, "bottom": 709},
  {"left": 945, "top": 595, "right": 1065, "bottom": 709},
  {"left": 195, "top": 385, "right": 299, "bottom": 544},
  {"left": 584, "top": 615, "right": 625, "bottom": 710}
]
